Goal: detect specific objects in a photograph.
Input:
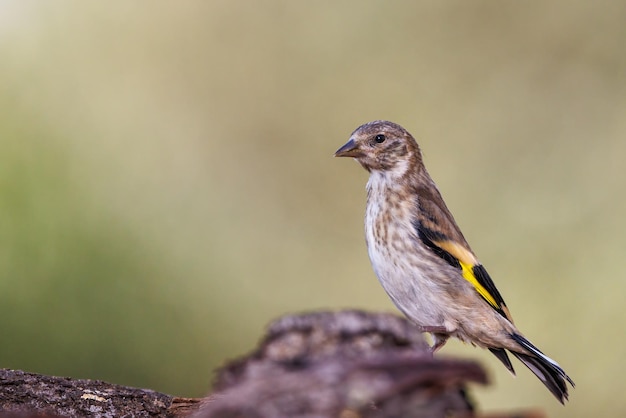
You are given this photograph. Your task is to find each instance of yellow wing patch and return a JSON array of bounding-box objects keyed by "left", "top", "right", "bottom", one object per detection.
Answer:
[
  {"left": 460, "top": 261, "right": 498, "bottom": 308},
  {"left": 435, "top": 240, "right": 477, "bottom": 266},
  {"left": 434, "top": 239, "right": 500, "bottom": 309}
]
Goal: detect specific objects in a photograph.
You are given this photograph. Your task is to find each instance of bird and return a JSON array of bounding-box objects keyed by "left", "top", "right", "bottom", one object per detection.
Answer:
[{"left": 334, "top": 120, "right": 574, "bottom": 403}]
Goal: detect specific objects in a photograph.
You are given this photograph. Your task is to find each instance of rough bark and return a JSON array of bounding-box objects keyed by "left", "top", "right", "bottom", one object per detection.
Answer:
[
  {"left": 0, "top": 368, "right": 199, "bottom": 417},
  {"left": 0, "top": 310, "right": 543, "bottom": 418}
]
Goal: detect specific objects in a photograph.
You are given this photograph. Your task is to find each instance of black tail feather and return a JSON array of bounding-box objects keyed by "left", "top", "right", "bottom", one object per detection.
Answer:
[
  {"left": 489, "top": 347, "right": 515, "bottom": 375},
  {"left": 510, "top": 333, "right": 575, "bottom": 404}
]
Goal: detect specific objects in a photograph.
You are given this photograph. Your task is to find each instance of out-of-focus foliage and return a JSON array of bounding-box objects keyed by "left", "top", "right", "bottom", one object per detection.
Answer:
[{"left": 1, "top": 2, "right": 624, "bottom": 416}]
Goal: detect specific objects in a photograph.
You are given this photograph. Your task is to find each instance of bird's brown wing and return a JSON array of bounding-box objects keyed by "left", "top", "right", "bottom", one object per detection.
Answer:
[{"left": 414, "top": 184, "right": 513, "bottom": 323}]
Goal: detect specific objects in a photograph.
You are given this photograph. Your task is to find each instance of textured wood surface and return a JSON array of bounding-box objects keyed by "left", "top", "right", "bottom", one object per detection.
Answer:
[{"left": 0, "top": 310, "right": 542, "bottom": 418}]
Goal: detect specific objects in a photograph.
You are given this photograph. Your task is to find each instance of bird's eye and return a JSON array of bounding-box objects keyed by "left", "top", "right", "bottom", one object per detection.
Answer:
[{"left": 374, "top": 134, "right": 386, "bottom": 144}]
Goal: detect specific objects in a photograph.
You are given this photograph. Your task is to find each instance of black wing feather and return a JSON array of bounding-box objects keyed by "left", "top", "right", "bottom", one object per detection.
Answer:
[
  {"left": 472, "top": 264, "right": 507, "bottom": 313},
  {"left": 416, "top": 222, "right": 511, "bottom": 321},
  {"left": 415, "top": 223, "right": 460, "bottom": 269}
]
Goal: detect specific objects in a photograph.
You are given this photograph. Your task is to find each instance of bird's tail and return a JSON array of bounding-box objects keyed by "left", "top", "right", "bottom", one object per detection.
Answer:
[{"left": 509, "top": 333, "right": 575, "bottom": 404}]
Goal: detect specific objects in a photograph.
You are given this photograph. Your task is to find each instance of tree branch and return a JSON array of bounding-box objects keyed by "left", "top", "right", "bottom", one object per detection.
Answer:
[{"left": 0, "top": 310, "right": 543, "bottom": 418}]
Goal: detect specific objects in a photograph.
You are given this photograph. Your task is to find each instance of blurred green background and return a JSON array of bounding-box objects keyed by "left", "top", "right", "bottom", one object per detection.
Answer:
[{"left": 1, "top": 2, "right": 624, "bottom": 416}]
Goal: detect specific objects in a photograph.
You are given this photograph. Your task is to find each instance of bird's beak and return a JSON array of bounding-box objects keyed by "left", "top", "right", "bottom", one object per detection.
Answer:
[{"left": 334, "top": 139, "right": 362, "bottom": 158}]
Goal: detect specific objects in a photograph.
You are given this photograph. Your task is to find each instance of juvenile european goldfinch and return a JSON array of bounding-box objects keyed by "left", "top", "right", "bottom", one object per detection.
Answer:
[{"left": 335, "top": 120, "right": 574, "bottom": 403}]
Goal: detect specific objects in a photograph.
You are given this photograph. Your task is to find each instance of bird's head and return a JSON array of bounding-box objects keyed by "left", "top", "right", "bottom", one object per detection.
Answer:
[{"left": 334, "top": 120, "right": 422, "bottom": 174}]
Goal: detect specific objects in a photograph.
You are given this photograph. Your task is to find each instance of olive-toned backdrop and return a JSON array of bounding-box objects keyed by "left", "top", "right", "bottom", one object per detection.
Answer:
[{"left": 1, "top": 2, "right": 624, "bottom": 416}]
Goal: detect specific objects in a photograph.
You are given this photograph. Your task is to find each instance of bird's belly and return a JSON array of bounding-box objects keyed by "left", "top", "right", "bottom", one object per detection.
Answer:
[
  {"left": 368, "top": 245, "right": 451, "bottom": 329},
  {"left": 364, "top": 203, "right": 458, "bottom": 331}
]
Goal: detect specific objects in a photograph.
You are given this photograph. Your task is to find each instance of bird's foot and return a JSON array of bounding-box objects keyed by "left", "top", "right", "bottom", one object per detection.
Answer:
[{"left": 417, "top": 326, "right": 449, "bottom": 353}]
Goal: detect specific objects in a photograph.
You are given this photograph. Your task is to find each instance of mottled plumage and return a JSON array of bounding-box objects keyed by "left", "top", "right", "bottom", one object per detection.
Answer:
[{"left": 335, "top": 120, "right": 574, "bottom": 403}]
